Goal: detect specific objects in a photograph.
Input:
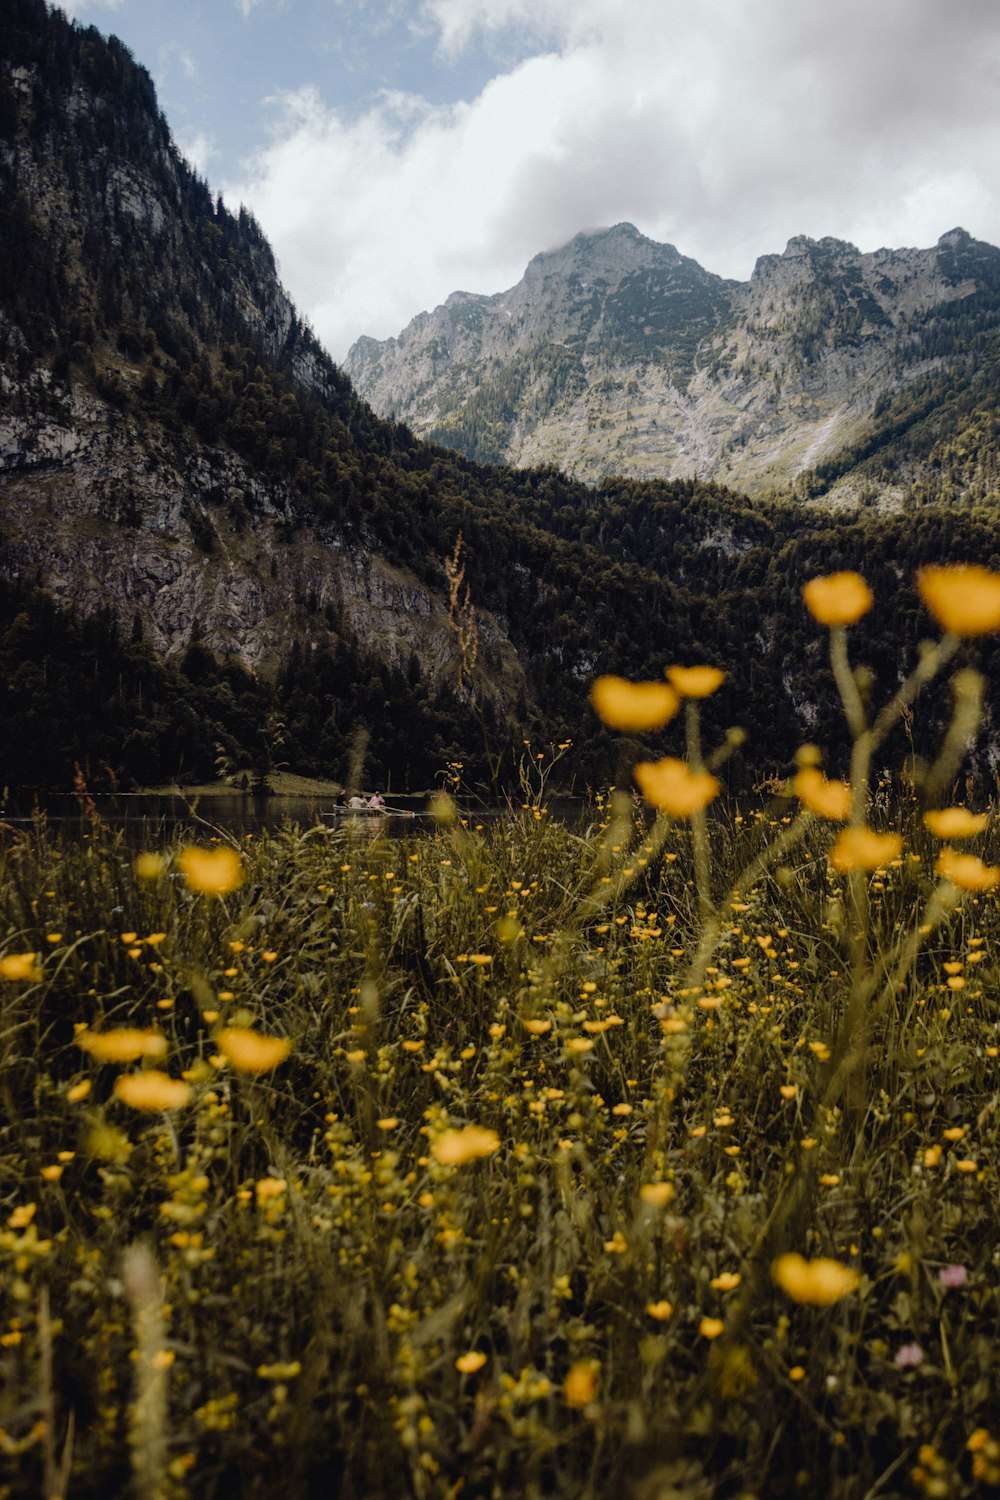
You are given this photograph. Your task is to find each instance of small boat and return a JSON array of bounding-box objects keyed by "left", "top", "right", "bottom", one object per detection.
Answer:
[{"left": 323, "top": 803, "right": 418, "bottom": 819}]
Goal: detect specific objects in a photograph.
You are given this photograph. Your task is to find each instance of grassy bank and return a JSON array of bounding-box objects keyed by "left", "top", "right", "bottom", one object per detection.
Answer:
[
  {"left": 1, "top": 790, "right": 998, "bottom": 1499},
  {"left": 139, "top": 773, "right": 346, "bottom": 798}
]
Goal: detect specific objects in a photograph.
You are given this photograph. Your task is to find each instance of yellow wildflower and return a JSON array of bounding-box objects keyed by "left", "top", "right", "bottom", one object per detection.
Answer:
[
  {"left": 634, "top": 757, "right": 719, "bottom": 817},
  {"left": 923, "top": 808, "right": 989, "bottom": 839},
  {"left": 114, "top": 1071, "right": 192, "bottom": 1112},
  {"left": 77, "top": 1028, "right": 167, "bottom": 1063},
  {"left": 255, "top": 1177, "right": 287, "bottom": 1199},
  {"left": 646, "top": 1300, "right": 673, "bottom": 1320},
  {"left": 918, "top": 564, "right": 1000, "bottom": 636},
  {"left": 563, "top": 1360, "right": 599, "bottom": 1407},
  {"left": 589, "top": 675, "right": 679, "bottom": 732},
  {"left": 176, "top": 845, "right": 245, "bottom": 895},
  {"left": 771, "top": 1253, "right": 859, "bottom": 1305},
  {"left": 66, "top": 1079, "right": 92, "bottom": 1103},
  {"left": 666, "top": 665, "right": 725, "bottom": 698},
  {"left": 794, "top": 767, "right": 852, "bottom": 822},
  {"left": 639, "top": 1182, "right": 675, "bottom": 1208},
  {"left": 829, "top": 828, "right": 902, "bottom": 872},
  {"left": 935, "top": 848, "right": 1000, "bottom": 892},
  {"left": 455, "top": 1351, "right": 488, "bottom": 1373},
  {"left": 432, "top": 1125, "right": 501, "bottom": 1165},
  {"left": 710, "top": 1272, "right": 742, "bottom": 1292},
  {"left": 0, "top": 952, "right": 44, "bottom": 982},
  {"left": 802, "top": 572, "right": 873, "bottom": 626},
  {"left": 134, "top": 852, "right": 166, "bottom": 881},
  {"left": 699, "top": 1317, "right": 725, "bottom": 1339},
  {"left": 217, "top": 1026, "right": 292, "bottom": 1073}
]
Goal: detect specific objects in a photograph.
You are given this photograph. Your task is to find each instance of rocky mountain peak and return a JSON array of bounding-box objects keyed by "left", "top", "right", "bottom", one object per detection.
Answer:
[
  {"left": 346, "top": 221, "right": 1000, "bottom": 502},
  {"left": 522, "top": 221, "right": 687, "bottom": 287}
]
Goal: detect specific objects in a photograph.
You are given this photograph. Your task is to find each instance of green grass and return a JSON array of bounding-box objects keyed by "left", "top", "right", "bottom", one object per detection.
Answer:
[{"left": 1, "top": 787, "right": 999, "bottom": 1499}]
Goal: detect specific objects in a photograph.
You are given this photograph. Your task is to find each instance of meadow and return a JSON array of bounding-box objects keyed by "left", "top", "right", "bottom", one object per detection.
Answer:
[{"left": 2, "top": 567, "right": 1000, "bottom": 1500}]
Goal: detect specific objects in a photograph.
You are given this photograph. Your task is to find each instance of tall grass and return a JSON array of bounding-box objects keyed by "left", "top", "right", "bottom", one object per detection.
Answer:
[{"left": 2, "top": 566, "right": 1000, "bottom": 1499}]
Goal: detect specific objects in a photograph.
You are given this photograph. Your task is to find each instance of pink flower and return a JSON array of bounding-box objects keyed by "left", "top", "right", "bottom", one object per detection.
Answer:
[
  {"left": 938, "top": 1264, "right": 967, "bottom": 1289},
  {"left": 894, "top": 1343, "right": 924, "bottom": 1369}
]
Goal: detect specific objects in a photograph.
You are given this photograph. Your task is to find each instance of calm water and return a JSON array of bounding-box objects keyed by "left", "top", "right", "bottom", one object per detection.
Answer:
[
  {"left": 0, "top": 792, "right": 586, "bottom": 841},
  {"left": 1, "top": 791, "right": 433, "bottom": 840}
]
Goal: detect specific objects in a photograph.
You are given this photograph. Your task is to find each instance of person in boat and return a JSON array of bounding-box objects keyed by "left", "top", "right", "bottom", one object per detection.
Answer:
[
  {"left": 347, "top": 794, "right": 368, "bottom": 810},
  {"left": 367, "top": 792, "right": 386, "bottom": 812}
]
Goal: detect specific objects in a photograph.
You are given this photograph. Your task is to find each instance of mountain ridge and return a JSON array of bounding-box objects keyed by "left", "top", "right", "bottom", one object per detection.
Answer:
[{"left": 345, "top": 222, "right": 1000, "bottom": 505}]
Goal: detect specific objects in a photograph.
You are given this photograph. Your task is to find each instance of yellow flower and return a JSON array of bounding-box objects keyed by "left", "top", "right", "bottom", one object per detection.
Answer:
[
  {"left": 134, "top": 852, "right": 166, "bottom": 881},
  {"left": 176, "top": 845, "right": 245, "bottom": 895},
  {"left": 646, "top": 1300, "right": 674, "bottom": 1320},
  {"left": 255, "top": 1176, "right": 287, "bottom": 1199},
  {"left": 0, "top": 952, "right": 44, "bottom": 982},
  {"left": 802, "top": 572, "right": 873, "bottom": 626},
  {"left": 710, "top": 1272, "right": 742, "bottom": 1292},
  {"left": 771, "top": 1253, "right": 859, "bottom": 1305},
  {"left": 77, "top": 1028, "right": 168, "bottom": 1063},
  {"left": 935, "top": 848, "right": 1000, "bottom": 891},
  {"left": 563, "top": 1360, "right": 599, "bottom": 1407},
  {"left": 634, "top": 757, "right": 720, "bottom": 817},
  {"left": 114, "top": 1071, "right": 192, "bottom": 1112},
  {"left": 794, "top": 767, "right": 852, "bottom": 822},
  {"left": 256, "top": 1361, "right": 302, "bottom": 1380},
  {"left": 639, "top": 1182, "right": 675, "bottom": 1208},
  {"left": 455, "top": 1351, "right": 488, "bottom": 1373},
  {"left": 666, "top": 665, "right": 725, "bottom": 698},
  {"left": 431, "top": 1125, "right": 501, "bottom": 1165},
  {"left": 924, "top": 808, "right": 989, "bottom": 840},
  {"left": 918, "top": 564, "right": 1000, "bottom": 636},
  {"left": 216, "top": 1026, "right": 292, "bottom": 1074},
  {"left": 589, "top": 675, "right": 679, "bottom": 732},
  {"left": 699, "top": 1317, "right": 725, "bottom": 1339},
  {"left": 829, "top": 828, "right": 902, "bottom": 872},
  {"left": 66, "top": 1079, "right": 92, "bottom": 1103}
]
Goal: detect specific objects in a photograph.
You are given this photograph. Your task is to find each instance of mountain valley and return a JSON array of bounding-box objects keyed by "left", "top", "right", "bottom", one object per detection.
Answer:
[{"left": 3, "top": 0, "right": 1000, "bottom": 795}]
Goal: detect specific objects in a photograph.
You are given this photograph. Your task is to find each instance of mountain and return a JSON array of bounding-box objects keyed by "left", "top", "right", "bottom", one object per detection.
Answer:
[
  {"left": 345, "top": 223, "right": 1000, "bottom": 506},
  {"left": 5, "top": 0, "right": 1000, "bottom": 796}
]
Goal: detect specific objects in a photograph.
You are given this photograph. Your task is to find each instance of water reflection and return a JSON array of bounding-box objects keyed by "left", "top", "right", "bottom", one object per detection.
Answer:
[
  {"left": 1, "top": 791, "right": 423, "bottom": 839},
  {"left": 1, "top": 792, "right": 586, "bottom": 841}
]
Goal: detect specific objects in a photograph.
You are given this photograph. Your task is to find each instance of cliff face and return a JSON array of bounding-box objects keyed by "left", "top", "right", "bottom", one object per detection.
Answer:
[
  {"left": 0, "top": 377, "right": 490, "bottom": 681},
  {"left": 345, "top": 224, "right": 1000, "bottom": 504},
  {"left": 0, "top": 0, "right": 521, "bottom": 699}
]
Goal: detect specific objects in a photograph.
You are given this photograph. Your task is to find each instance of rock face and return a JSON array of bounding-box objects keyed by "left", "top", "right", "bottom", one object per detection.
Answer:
[
  {"left": 0, "top": 1, "right": 522, "bottom": 702},
  {"left": 346, "top": 223, "right": 1000, "bottom": 502},
  {"left": 0, "top": 377, "right": 494, "bottom": 684}
]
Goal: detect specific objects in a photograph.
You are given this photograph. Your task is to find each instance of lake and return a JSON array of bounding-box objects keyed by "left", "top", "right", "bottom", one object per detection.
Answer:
[
  {"left": 0, "top": 791, "right": 586, "bottom": 840},
  {"left": 0, "top": 790, "right": 431, "bottom": 840}
]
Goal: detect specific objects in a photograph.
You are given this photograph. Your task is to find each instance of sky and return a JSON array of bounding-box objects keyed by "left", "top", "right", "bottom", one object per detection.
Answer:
[{"left": 58, "top": 0, "right": 1000, "bottom": 363}]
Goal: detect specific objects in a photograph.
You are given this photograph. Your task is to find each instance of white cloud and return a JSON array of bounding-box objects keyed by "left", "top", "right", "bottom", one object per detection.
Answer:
[
  {"left": 177, "top": 130, "right": 217, "bottom": 179},
  {"left": 421, "top": 0, "right": 602, "bottom": 57},
  {"left": 57, "top": 0, "right": 124, "bottom": 15},
  {"left": 225, "top": 0, "right": 1000, "bottom": 362}
]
